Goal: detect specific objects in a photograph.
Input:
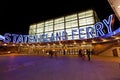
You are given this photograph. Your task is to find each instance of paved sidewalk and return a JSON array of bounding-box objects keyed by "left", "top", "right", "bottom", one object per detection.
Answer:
[{"left": 0, "top": 55, "right": 120, "bottom": 80}]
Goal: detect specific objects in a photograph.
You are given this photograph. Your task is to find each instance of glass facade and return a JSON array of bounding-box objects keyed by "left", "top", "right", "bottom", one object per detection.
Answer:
[{"left": 29, "top": 9, "right": 99, "bottom": 42}]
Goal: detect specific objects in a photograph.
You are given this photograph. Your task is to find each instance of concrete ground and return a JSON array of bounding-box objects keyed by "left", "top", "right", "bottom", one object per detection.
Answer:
[{"left": 0, "top": 55, "right": 120, "bottom": 80}]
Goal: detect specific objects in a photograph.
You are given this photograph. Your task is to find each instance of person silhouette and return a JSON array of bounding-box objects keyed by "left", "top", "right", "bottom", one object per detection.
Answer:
[
  {"left": 87, "top": 49, "right": 91, "bottom": 61},
  {"left": 81, "top": 49, "right": 85, "bottom": 60},
  {"left": 78, "top": 49, "right": 82, "bottom": 57}
]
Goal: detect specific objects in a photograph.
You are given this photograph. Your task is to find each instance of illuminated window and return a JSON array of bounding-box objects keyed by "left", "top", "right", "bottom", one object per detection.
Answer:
[
  {"left": 79, "top": 18, "right": 86, "bottom": 26},
  {"left": 45, "top": 20, "right": 53, "bottom": 26},
  {"left": 45, "top": 25, "right": 53, "bottom": 32},
  {"left": 85, "top": 10, "right": 93, "bottom": 17},
  {"left": 29, "top": 24, "right": 37, "bottom": 34},
  {"left": 29, "top": 9, "right": 99, "bottom": 41},
  {"left": 66, "top": 28, "right": 72, "bottom": 35},
  {"left": 54, "top": 30, "right": 65, "bottom": 36},
  {"left": 37, "top": 28, "right": 43, "bottom": 33},
  {"left": 29, "top": 29, "right": 36, "bottom": 35},
  {"left": 29, "top": 24, "right": 36, "bottom": 29},
  {"left": 72, "top": 27, "right": 79, "bottom": 34},
  {"left": 66, "top": 20, "right": 78, "bottom": 28},
  {"left": 78, "top": 10, "right": 93, "bottom": 19},
  {"left": 54, "top": 23, "right": 64, "bottom": 30},
  {"left": 78, "top": 12, "right": 86, "bottom": 19},
  {"left": 79, "top": 17, "right": 94, "bottom": 26},
  {"left": 65, "top": 14, "right": 77, "bottom": 21},
  {"left": 45, "top": 31, "right": 53, "bottom": 37},
  {"left": 37, "top": 22, "right": 44, "bottom": 28},
  {"left": 86, "top": 17, "right": 94, "bottom": 24},
  {"left": 54, "top": 17, "right": 64, "bottom": 24}
]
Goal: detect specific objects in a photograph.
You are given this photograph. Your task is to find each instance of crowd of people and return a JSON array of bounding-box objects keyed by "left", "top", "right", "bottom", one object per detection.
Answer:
[
  {"left": 78, "top": 49, "right": 92, "bottom": 61},
  {"left": 48, "top": 48, "right": 93, "bottom": 61}
]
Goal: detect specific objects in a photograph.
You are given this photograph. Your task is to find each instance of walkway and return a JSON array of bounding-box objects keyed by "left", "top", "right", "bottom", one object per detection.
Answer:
[{"left": 0, "top": 55, "right": 120, "bottom": 80}]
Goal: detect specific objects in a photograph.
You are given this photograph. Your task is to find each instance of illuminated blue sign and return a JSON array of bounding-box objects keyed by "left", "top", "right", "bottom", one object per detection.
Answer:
[{"left": 2, "top": 14, "right": 118, "bottom": 43}]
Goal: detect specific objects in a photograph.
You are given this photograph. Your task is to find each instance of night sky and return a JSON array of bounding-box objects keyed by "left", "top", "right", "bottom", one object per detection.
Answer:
[{"left": 1, "top": 0, "right": 120, "bottom": 35}]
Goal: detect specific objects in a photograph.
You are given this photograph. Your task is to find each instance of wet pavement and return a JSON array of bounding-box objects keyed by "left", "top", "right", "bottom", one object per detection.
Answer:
[{"left": 0, "top": 55, "right": 120, "bottom": 80}]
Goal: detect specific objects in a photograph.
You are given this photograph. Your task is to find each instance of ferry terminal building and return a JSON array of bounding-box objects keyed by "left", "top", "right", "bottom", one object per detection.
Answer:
[{"left": 0, "top": 9, "right": 120, "bottom": 57}]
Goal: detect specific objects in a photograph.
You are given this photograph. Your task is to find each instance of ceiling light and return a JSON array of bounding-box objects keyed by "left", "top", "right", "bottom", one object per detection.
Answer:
[{"left": 118, "top": 5, "right": 120, "bottom": 8}]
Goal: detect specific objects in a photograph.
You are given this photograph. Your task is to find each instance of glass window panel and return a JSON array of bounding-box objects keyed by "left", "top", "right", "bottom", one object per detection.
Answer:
[
  {"left": 86, "top": 17, "right": 94, "bottom": 24},
  {"left": 37, "top": 28, "right": 43, "bottom": 33},
  {"left": 37, "top": 22, "right": 44, "bottom": 28},
  {"left": 45, "top": 25, "right": 53, "bottom": 32},
  {"left": 54, "top": 30, "right": 65, "bottom": 36},
  {"left": 54, "top": 17, "right": 64, "bottom": 24},
  {"left": 86, "top": 21, "right": 94, "bottom": 25},
  {"left": 66, "top": 28, "right": 72, "bottom": 35},
  {"left": 78, "top": 10, "right": 93, "bottom": 19},
  {"left": 45, "top": 31, "right": 53, "bottom": 37},
  {"left": 86, "top": 10, "right": 93, "bottom": 14},
  {"left": 29, "top": 24, "right": 36, "bottom": 30},
  {"left": 86, "top": 12, "right": 93, "bottom": 17},
  {"left": 29, "top": 30, "right": 32, "bottom": 34},
  {"left": 78, "top": 12, "right": 86, "bottom": 19},
  {"left": 45, "top": 20, "right": 53, "bottom": 26},
  {"left": 71, "top": 27, "right": 79, "bottom": 35},
  {"left": 36, "top": 33, "right": 43, "bottom": 38},
  {"left": 79, "top": 18, "right": 87, "bottom": 26},
  {"left": 79, "top": 17, "right": 95, "bottom": 26},
  {"left": 54, "top": 23, "right": 64, "bottom": 30},
  {"left": 66, "top": 20, "right": 78, "bottom": 28},
  {"left": 29, "top": 29, "right": 36, "bottom": 35},
  {"left": 65, "top": 14, "right": 77, "bottom": 21}
]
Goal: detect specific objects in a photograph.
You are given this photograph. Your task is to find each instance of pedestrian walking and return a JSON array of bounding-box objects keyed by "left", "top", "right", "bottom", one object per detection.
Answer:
[
  {"left": 87, "top": 49, "right": 91, "bottom": 61},
  {"left": 78, "top": 49, "right": 82, "bottom": 57},
  {"left": 49, "top": 50, "right": 53, "bottom": 57},
  {"left": 81, "top": 49, "right": 85, "bottom": 60}
]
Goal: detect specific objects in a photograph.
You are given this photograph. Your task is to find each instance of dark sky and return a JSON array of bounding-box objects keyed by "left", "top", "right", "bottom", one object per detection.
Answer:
[{"left": 0, "top": 0, "right": 120, "bottom": 35}]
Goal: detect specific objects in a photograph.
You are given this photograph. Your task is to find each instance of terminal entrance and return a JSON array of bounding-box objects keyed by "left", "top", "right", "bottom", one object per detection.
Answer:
[
  {"left": 39, "top": 43, "right": 94, "bottom": 56},
  {"left": 16, "top": 42, "right": 94, "bottom": 56}
]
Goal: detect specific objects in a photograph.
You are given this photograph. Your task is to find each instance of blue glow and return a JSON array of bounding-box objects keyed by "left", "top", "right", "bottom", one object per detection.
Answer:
[
  {"left": 103, "top": 14, "right": 113, "bottom": 33},
  {"left": 78, "top": 28, "right": 85, "bottom": 39},
  {"left": 95, "top": 22, "right": 105, "bottom": 37},
  {"left": 50, "top": 33, "right": 54, "bottom": 42},
  {"left": 4, "top": 33, "right": 11, "bottom": 43},
  {"left": 2, "top": 14, "right": 119, "bottom": 44},
  {"left": 86, "top": 27, "right": 95, "bottom": 38},
  {"left": 40, "top": 34, "right": 48, "bottom": 42},
  {"left": 23, "top": 35, "right": 28, "bottom": 43},
  {"left": 16, "top": 35, "right": 23, "bottom": 43},
  {"left": 72, "top": 29, "right": 77, "bottom": 40},
  {"left": 62, "top": 31, "right": 68, "bottom": 40},
  {"left": 56, "top": 32, "right": 61, "bottom": 41},
  {"left": 0, "top": 35, "right": 5, "bottom": 40},
  {"left": 12, "top": 34, "right": 19, "bottom": 43},
  {"left": 34, "top": 35, "right": 39, "bottom": 42},
  {"left": 101, "top": 27, "right": 120, "bottom": 38},
  {"left": 28, "top": 35, "right": 34, "bottom": 43}
]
